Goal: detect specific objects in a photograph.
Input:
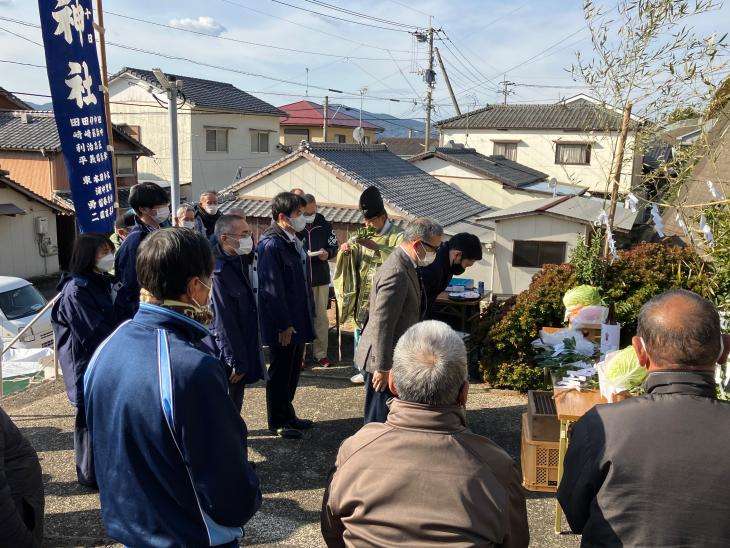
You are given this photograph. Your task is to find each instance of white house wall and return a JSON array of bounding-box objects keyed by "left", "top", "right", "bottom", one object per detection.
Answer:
[
  {"left": 0, "top": 188, "right": 59, "bottom": 278},
  {"left": 413, "top": 156, "right": 545, "bottom": 210},
  {"left": 190, "top": 113, "right": 281, "bottom": 197},
  {"left": 492, "top": 215, "right": 587, "bottom": 296},
  {"left": 439, "top": 129, "right": 636, "bottom": 194},
  {"left": 109, "top": 76, "right": 194, "bottom": 184}
]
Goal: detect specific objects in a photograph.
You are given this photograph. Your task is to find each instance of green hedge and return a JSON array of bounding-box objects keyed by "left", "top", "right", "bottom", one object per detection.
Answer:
[{"left": 477, "top": 243, "right": 712, "bottom": 391}]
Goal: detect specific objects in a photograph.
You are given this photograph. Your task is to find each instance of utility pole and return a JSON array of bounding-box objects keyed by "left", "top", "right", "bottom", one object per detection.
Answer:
[
  {"left": 434, "top": 47, "right": 461, "bottom": 116},
  {"left": 603, "top": 102, "right": 633, "bottom": 259},
  {"left": 323, "top": 95, "right": 328, "bottom": 142},
  {"left": 424, "top": 17, "right": 435, "bottom": 152},
  {"left": 500, "top": 75, "right": 515, "bottom": 105},
  {"left": 153, "top": 69, "right": 182, "bottom": 214},
  {"left": 94, "top": 0, "right": 117, "bottom": 209}
]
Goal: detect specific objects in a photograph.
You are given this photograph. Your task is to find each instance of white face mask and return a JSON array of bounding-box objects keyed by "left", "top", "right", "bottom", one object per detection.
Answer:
[
  {"left": 182, "top": 220, "right": 195, "bottom": 229},
  {"left": 96, "top": 253, "right": 115, "bottom": 273},
  {"left": 288, "top": 214, "right": 307, "bottom": 233},
  {"left": 235, "top": 236, "right": 254, "bottom": 256},
  {"left": 203, "top": 204, "right": 219, "bottom": 215},
  {"left": 154, "top": 207, "right": 169, "bottom": 224},
  {"left": 303, "top": 214, "right": 316, "bottom": 224},
  {"left": 416, "top": 242, "right": 437, "bottom": 267}
]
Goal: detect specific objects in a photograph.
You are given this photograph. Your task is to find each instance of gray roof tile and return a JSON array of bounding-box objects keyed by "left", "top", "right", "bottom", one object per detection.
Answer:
[
  {"left": 377, "top": 137, "right": 434, "bottom": 157},
  {"left": 0, "top": 111, "right": 61, "bottom": 151},
  {"left": 114, "top": 67, "right": 283, "bottom": 116},
  {"left": 437, "top": 99, "right": 636, "bottom": 131}
]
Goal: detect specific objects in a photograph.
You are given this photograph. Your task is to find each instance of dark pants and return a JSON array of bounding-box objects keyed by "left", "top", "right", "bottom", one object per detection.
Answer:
[
  {"left": 266, "top": 342, "right": 305, "bottom": 430},
  {"left": 73, "top": 405, "right": 97, "bottom": 488},
  {"left": 228, "top": 379, "right": 246, "bottom": 414},
  {"left": 363, "top": 371, "right": 394, "bottom": 424}
]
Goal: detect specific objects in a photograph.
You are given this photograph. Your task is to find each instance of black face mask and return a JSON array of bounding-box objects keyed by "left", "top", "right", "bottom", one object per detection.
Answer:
[{"left": 451, "top": 263, "right": 466, "bottom": 275}]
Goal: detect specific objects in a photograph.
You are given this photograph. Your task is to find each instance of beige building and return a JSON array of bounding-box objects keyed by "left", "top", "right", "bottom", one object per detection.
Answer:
[
  {"left": 480, "top": 195, "right": 637, "bottom": 296},
  {"left": 109, "top": 67, "right": 284, "bottom": 197},
  {"left": 437, "top": 95, "right": 643, "bottom": 195}
]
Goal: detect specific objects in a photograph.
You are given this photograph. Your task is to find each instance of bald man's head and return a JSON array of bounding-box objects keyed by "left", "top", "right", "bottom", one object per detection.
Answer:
[{"left": 637, "top": 289, "right": 721, "bottom": 369}]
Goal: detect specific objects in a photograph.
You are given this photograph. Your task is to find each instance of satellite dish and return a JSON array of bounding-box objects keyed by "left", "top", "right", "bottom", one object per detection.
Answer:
[{"left": 353, "top": 126, "right": 365, "bottom": 144}]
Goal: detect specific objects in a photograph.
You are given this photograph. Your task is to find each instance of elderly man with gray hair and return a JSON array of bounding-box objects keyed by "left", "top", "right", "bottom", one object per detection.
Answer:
[
  {"left": 558, "top": 289, "right": 730, "bottom": 546},
  {"left": 322, "top": 320, "right": 529, "bottom": 547},
  {"left": 354, "top": 217, "right": 443, "bottom": 423}
]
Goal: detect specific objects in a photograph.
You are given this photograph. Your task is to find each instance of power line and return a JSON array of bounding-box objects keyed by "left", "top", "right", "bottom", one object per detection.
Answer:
[
  {"left": 439, "top": 30, "right": 501, "bottom": 90},
  {"left": 0, "top": 59, "right": 45, "bottom": 68},
  {"left": 436, "top": 33, "right": 501, "bottom": 94},
  {"left": 268, "top": 0, "right": 417, "bottom": 32},
  {"left": 384, "top": 0, "right": 431, "bottom": 18},
  {"left": 0, "top": 24, "right": 43, "bottom": 47},
  {"left": 219, "top": 0, "right": 411, "bottom": 53},
  {"left": 300, "top": 0, "right": 423, "bottom": 29},
  {"left": 105, "top": 11, "right": 414, "bottom": 61}
]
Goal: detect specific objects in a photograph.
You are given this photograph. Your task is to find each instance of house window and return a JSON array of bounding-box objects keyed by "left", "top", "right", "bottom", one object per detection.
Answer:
[
  {"left": 251, "top": 131, "right": 269, "bottom": 153},
  {"left": 206, "top": 129, "right": 228, "bottom": 152},
  {"left": 512, "top": 240, "right": 566, "bottom": 268},
  {"left": 493, "top": 142, "right": 517, "bottom": 161},
  {"left": 335, "top": 134, "right": 346, "bottom": 144},
  {"left": 555, "top": 143, "right": 591, "bottom": 165},
  {"left": 115, "top": 155, "right": 134, "bottom": 177}
]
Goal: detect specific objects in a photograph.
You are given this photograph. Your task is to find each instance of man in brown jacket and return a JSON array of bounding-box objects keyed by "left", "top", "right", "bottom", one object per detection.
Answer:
[
  {"left": 322, "top": 320, "right": 529, "bottom": 547},
  {"left": 354, "top": 218, "right": 443, "bottom": 424}
]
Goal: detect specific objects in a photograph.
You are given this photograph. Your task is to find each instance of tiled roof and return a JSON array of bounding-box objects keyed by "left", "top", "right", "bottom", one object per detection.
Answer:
[
  {"left": 378, "top": 137, "right": 434, "bottom": 157},
  {"left": 220, "top": 197, "right": 406, "bottom": 225},
  {"left": 437, "top": 99, "right": 637, "bottom": 131},
  {"left": 0, "top": 111, "right": 152, "bottom": 156},
  {"left": 410, "top": 146, "right": 549, "bottom": 188},
  {"left": 0, "top": 111, "right": 61, "bottom": 151},
  {"left": 223, "top": 142, "right": 489, "bottom": 227},
  {"left": 279, "top": 100, "right": 383, "bottom": 131},
  {"left": 480, "top": 195, "right": 637, "bottom": 232},
  {"left": 113, "top": 67, "right": 283, "bottom": 116}
]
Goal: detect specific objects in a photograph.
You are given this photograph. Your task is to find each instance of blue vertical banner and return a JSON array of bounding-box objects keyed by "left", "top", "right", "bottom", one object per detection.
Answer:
[{"left": 38, "top": 0, "right": 115, "bottom": 233}]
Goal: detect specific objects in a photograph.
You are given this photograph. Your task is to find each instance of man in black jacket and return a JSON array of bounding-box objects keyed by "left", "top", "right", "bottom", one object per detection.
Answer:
[
  {"left": 0, "top": 406, "right": 44, "bottom": 547},
  {"left": 299, "top": 194, "right": 338, "bottom": 367},
  {"left": 194, "top": 190, "right": 222, "bottom": 237},
  {"left": 558, "top": 289, "right": 730, "bottom": 546}
]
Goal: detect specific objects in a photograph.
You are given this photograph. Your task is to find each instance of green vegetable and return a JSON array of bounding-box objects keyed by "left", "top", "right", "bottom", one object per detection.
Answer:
[
  {"left": 604, "top": 346, "right": 647, "bottom": 389},
  {"left": 563, "top": 285, "right": 603, "bottom": 308},
  {"left": 349, "top": 226, "right": 376, "bottom": 242}
]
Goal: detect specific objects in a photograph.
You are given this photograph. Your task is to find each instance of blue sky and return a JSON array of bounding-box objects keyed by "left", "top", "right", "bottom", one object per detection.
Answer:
[{"left": 1, "top": 0, "right": 728, "bottom": 121}]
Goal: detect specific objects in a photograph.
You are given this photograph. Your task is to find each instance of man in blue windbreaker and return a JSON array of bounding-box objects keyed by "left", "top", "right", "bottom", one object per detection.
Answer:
[
  {"left": 209, "top": 213, "right": 266, "bottom": 413},
  {"left": 257, "top": 192, "right": 315, "bottom": 439},
  {"left": 113, "top": 182, "right": 170, "bottom": 321},
  {"left": 85, "top": 228, "right": 261, "bottom": 547}
]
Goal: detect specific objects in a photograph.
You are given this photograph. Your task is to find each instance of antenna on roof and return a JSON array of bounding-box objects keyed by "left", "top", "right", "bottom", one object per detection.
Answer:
[{"left": 353, "top": 126, "right": 365, "bottom": 144}]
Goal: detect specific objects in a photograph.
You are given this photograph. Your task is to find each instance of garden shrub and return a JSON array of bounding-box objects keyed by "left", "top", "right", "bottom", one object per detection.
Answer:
[{"left": 478, "top": 243, "right": 713, "bottom": 391}]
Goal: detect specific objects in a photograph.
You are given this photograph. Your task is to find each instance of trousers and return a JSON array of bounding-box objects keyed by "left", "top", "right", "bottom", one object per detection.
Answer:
[
  {"left": 266, "top": 342, "right": 305, "bottom": 430},
  {"left": 312, "top": 284, "right": 330, "bottom": 360},
  {"left": 228, "top": 378, "right": 246, "bottom": 414},
  {"left": 74, "top": 405, "right": 97, "bottom": 488},
  {"left": 363, "top": 371, "right": 394, "bottom": 424}
]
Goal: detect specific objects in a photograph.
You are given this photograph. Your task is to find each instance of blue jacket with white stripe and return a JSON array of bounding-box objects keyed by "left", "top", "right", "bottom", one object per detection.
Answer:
[{"left": 84, "top": 303, "right": 261, "bottom": 547}]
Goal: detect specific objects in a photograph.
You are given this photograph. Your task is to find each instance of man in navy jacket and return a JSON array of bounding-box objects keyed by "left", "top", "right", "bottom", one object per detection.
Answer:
[
  {"left": 257, "top": 192, "right": 315, "bottom": 439},
  {"left": 85, "top": 228, "right": 261, "bottom": 547},
  {"left": 114, "top": 182, "right": 170, "bottom": 321},
  {"left": 298, "top": 193, "right": 338, "bottom": 367},
  {"left": 209, "top": 214, "right": 266, "bottom": 412}
]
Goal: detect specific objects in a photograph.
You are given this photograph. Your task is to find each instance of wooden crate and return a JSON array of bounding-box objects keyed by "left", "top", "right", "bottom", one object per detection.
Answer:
[
  {"left": 520, "top": 413, "right": 560, "bottom": 493},
  {"left": 527, "top": 390, "right": 559, "bottom": 442}
]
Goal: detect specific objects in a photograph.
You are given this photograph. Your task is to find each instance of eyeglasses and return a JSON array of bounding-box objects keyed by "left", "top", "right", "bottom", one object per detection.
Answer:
[
  {"left": 223, "top": 232, "right": 251, "bottom": 238},
  {"left": 420, "top": 241, "right": 439, "bottom": 252}
]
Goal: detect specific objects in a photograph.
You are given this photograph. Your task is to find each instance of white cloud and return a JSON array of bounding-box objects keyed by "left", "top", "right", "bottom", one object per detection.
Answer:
[{"left": 168, "top": 16, "right": 225, "bottom": 36}]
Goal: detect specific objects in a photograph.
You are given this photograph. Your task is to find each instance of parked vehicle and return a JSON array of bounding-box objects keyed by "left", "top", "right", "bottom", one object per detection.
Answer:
[{"left": 0, "top": 277, "right": 53, "bottom": 350}]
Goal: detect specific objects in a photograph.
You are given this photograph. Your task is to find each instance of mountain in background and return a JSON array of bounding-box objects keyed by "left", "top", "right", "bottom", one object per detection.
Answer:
[
  {"left": 331, "top": 104, "right": 433, "bottom": 138},
  {"left": 26, "top": 101, "right": 54, "bottom": 110}
]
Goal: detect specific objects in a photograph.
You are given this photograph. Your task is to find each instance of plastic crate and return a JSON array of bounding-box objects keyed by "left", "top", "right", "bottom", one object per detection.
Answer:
[
  {"left": 527, "top": 390, "right": 559, "bottom": 441},
  {"left": 520, "top": 413, "right": 560, "bottom": 493}
]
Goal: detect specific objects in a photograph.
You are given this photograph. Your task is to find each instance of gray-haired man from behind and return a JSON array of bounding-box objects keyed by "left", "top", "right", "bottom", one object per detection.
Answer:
[
  {"left": 558, "top": 289, "right": 730, "bottom": 546},
  {"left": 322, "top": 320, "right": 529, "bottom": 547},
  {"left": 354, "top": 217, "right": 443, "bottom": 424}
]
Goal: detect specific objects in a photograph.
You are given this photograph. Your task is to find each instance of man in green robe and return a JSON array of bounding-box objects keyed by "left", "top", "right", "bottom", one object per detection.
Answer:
[{"left": 333, "top": 186, "right": 403, "bottom": 383}]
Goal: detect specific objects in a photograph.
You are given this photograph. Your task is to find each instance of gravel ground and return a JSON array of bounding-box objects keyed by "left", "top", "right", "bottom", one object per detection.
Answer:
[{"left": 2, "top": 347, "right": 580, "bottom": 547}]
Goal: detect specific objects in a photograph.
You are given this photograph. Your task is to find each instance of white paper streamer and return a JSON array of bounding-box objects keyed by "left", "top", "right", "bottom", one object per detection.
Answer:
[
  {"left": 675, "top": 212, "right": 689, "bottom": 237},
  {"left": 596, "top": 209, "right": 618, "bottom": 260},
  {"left": 700, "top": 214, "right": 714, "bottom": 245},
  {"left": 624, "top": 193, "right": 639, "bottom": 213},
  {"left": 707, "top": 180, "right": 725, "bottom": 200},
  {"left": 650, "top": 205, "right": 665, "bottom": 238}
]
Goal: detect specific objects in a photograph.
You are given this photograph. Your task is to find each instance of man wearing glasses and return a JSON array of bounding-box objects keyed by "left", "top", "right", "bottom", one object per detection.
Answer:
[
  {"left": 354, "top": 218, "right": 444, "bottom": 423},
  {"left": 209, "top": 214, "right": 266, "bottom": 414}
]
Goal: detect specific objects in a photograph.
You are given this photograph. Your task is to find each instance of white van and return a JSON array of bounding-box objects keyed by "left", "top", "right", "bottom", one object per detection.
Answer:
[{"left": 0, "top": 276, "right": 54, "bottom": 350}]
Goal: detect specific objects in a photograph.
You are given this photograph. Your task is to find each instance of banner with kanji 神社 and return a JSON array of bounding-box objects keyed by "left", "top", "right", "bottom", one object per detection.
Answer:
[{"left": 38, "top": 0, "right": 115, "bottom": 233}]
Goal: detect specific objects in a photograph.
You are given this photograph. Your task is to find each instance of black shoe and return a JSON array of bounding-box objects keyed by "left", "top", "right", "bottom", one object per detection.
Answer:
[
  {"left": 269, "top": 426, "right": 303, "bottom": 439},
  {"left": 289, "top": 417, "right": 313, "bottom": 430}
]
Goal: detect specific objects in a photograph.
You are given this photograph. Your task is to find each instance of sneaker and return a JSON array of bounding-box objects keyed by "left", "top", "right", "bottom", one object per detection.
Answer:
[
  {"left": 350, "top": 372, "right": 365, "bottom": 384},
  {"left": 317, "top": 357, "right": 332, "bottom": 368}
]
